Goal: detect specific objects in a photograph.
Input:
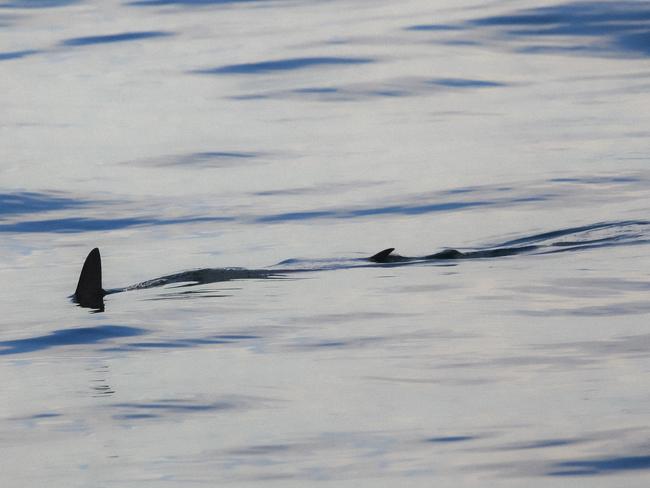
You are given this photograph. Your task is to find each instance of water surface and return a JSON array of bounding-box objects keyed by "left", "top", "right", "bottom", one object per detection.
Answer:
[{"left": 1, "top": 0, "right": 650, "bottom": 486}]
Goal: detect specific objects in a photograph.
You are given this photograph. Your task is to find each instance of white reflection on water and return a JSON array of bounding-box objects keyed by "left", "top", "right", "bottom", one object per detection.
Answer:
[{"left": 1, "top": 0, "right": 650, "bottom": 486}]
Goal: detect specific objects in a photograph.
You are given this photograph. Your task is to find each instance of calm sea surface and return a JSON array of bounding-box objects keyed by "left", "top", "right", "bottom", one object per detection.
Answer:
[{"left": 2, "top": 0, "right": 650, "bottom": 486}]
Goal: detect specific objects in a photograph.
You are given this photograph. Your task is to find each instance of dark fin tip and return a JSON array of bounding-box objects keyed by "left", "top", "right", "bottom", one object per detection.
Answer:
[
  {"left": 73, "top": 247, "right": 105, "bottom": 311},
  {"left": 369, "top": 248, "right": 395, "bottom": 263}
]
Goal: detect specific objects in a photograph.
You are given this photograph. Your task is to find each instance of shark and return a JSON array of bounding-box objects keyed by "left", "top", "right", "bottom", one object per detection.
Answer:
[
  {"left": 71, "top": 220, "right": 649, "bottom": 312},
  {"left": 70, "top": 244, "right": 545, "bottom": 312}
]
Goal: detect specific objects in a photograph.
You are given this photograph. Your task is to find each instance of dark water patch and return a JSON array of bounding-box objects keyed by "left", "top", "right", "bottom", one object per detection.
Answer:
[
  {"left": 369, "top": 89, "right": 408, "bottom": 97},
  {"left": 428, "top": 78, "right": 506, "bottom": 88},
  {"left": 126, "top": 341, "right": 194, "bottom": 348},
  {"left": 257, "top": 210, "right": 334, "bottom": 222},
  {"left": 256, "top": 200, "right": 492, "bottom": 223},
  {"left": 182, "top": 338, "right": 231, "bottom": 344},
  {"left": 0, "top": 49, "right": 40, "bottom": 60},
  {"left": 92, "top": 385, "right": 114, "bottom": 396},
  {"left": 0, "top": 325, "right": 146, "bottom": 355},
  {"left": 13, "top": 412, "right": 63, "bottom": 421},
  {"left": 426, "top": 436, "right": 477, "bottom": 443},
  {"left": 0, "top": 0, "right": 80, "bottom": 8},
  {"left": 502, "top": 438, "right": 582, "bottom": 450},
  {"left": 128, "top": 0, "right": 264, "bottom": 5},
  {"left": 444, "top": 186, "right": 480, "bottom": 195},
  {"left": 470, "top": 2, "right": 650, "bottom": 27},
  {"left": 309, "top": 341, "right": 346, "bottom": 348},
  {"left": 550, "top": 174, "right": 642, "bottom": 184},
  {"left": 0, "top": 214, "right": 234, "bottom": 233},
  {"left": 107, "top": 333, "right": 257, "bottom": 351},
  {"left": 236, "top": 76, "right": 508, "bottom": 101},
  {"left": 0, "top": 191, "right": 90, "bottom": 217},
  {"left": 294, "top": 87, "right": 340, "bottom": 94},
  {"left": 548, "top": 455, "right": 650, "bottom": 476},
  {"left": 517, "top": 44, "right": 605, "bottom": 55},
  {"left": 29, "top": 412, "right": 62, "bottom": 419},
  {"left": 406, "top": 24, "right": 462, "bottom": 31},
  {"left": 293, "top": 336, "right": 383, "bottom": 351},
  {"left": 61, "top": 31, "right": 172, "bottom": 47},
  {"left": 194, "top": 56, "right": 374, "bottom": 75},
  {"left": 617, "top": 31, "right": 650, "bottom": 56},
  {"left": 440, "top": 39, "right": 481, "bottom": 47},
  {"left": 465, "top": 1, "right": 650, "bottom": 58}
]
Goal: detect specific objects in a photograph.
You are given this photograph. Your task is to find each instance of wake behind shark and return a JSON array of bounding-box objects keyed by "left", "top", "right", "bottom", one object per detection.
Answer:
[{"left": 72, "top": 220, "right": 649, "bottom": 312}]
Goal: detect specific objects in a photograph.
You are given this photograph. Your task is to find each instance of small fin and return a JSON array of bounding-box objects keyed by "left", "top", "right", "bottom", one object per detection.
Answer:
[
  {"left": 369, "top": 248, "right": 395, "bottom": 263},
  {"left": 74, "top": 248, "right": 105, "bottom": 311}
]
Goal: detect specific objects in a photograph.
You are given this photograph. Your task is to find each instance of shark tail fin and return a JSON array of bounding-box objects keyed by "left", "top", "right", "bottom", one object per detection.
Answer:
[
  {"left": 369, "top": 248, "right": 395, "bottom": 263},
  {"left": 74, "top": 248, "right": 105, "bottom": 310}
]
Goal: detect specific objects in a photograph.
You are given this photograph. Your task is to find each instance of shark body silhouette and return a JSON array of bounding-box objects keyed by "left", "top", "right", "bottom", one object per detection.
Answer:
[
  {"left": 71, "top": 220, "right": 650, "bottom": 311},
  {"left": 71, "top": 245, "right": 535, "bottom": 312}
]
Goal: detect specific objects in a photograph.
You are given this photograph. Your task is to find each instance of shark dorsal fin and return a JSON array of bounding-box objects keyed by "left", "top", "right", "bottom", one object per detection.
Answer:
[
  {"left": 369, "top": 248, "right": 395, "bottom": 263},
  {"left": 74, "top": 248, "right": 105, "bottom": 309}
]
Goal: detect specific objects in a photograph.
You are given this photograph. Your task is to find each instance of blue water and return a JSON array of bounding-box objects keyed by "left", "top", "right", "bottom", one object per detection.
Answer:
[{"left": 1, "top": 0, "right": 650, "bottom": 486}]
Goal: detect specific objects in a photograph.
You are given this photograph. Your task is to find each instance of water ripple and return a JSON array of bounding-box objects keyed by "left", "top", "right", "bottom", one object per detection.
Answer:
[
  {"left": 0, "top": 325, "right": 146, "bottom": 355},
  {"left": 194, "top": 56, "right": 374, "bottom": 75},
  {"left": 61, "top": 31, "right": 173, "bottom": 47}
]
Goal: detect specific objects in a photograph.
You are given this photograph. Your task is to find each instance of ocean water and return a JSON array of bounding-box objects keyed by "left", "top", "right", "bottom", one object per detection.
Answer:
[{"left": 1, "top": 0, "right": 650, "bottom": 486}]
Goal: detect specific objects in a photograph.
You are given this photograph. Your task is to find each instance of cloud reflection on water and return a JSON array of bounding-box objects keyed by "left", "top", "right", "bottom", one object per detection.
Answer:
[
  {"left": 548, "top": 455, "right": 650, "bottom": 476},
  {"left": 193, "top": 56, "right": 375, "bottom": 75},
  {"left": 0, "top": 191, "right": 90, "bottom": 216},
  {"left": 106, "top": 334, "right": 260, "bottom": 351},
  {"left": 128, "top": 0, "right": 265, "bottom": 6},
  {"left": 473, "top": 1, "right": 650, "bottom": 58},
  {"left": 0, "top": 215, "right": 234, "bottom": 233},
  {"left": 2, "top": 175, "right": 649, "bottom": 233},
  {"left": 406, "top": 1, "right": 650, "bottom": 58},
  {"left": 426, "top": 436, "right": 477, "bottom": 443},
  {"left": 0, "top": 0, "right": 81, "bottom": 8},
  {"left": 233, "top": 76, "right": 507, "bottom": 101},
  {"left": 61, "top": 31, "right": 173, "bottom": 47},
  {"left": 0, "top": 49, "right": 40, "bottom": 61},
  {"left": 0, "top": 325, "right": 146, "bottom": 355}
]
